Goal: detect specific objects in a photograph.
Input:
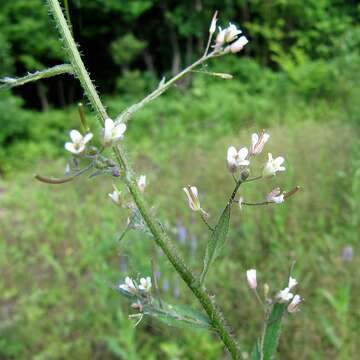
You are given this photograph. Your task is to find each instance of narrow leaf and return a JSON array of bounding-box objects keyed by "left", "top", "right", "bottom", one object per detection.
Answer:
[
  {"left": 262, "top": 303, "right": 286, "bottom": 360},
  {"left": 250, "top": 339, "right": 261, "bottom": 360},
  {"left": 144, "top": 303, "right": 211, "bottom": 330},
  {"left": 200, "top": 204, "right": 231, "bottom": 283}
]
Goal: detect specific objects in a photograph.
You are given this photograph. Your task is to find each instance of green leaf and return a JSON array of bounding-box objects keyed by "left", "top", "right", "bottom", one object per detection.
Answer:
[
  {"left": 143, "top": 303, "right": 211, "bottom": 330},
  {"left": 200, "top": 204, "right": 231, "bottom": 283},
  {"left": 262, "top": 303, "right": 286, "bottom": 360},
  {"left": 250, "top": 339, "right": 261, "bottom": 360}
]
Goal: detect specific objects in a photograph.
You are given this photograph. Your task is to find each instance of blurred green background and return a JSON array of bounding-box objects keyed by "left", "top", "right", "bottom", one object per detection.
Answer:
[{"left": 0, "top": 0, "right": 359, "bottom": 359}]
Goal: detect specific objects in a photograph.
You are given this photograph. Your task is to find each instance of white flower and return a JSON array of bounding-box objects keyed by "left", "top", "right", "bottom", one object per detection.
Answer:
[
  {"left": 266, "top": 187, "right": 285, "bottom": 204},
  {"left": 137, "top": 175, "right": 146, "bottom": 193},
  {"left": 246, "top": 269, "right": 257, "bottom": 289},
  {"left": 103, "top": 118, "right": 127, "bottom": 145},
  {"left": 263, "top": 153, "right": 286, "bottom": 177},
  {"left": 224, "top": 23, "right": 242, "bottom": 43},
  {"left": 64, "top": 130, "right": 93, "bottom": 154},
  {"left": 277, "top": 287, "right": 294, "bottom": 303},
  {"left": 227, "top": 146, "right": 250, "bottom": 172},
  {"left": 138, "top": 277, "right": 152, "bottom": 292},
  {"left": 119, "top": 276, "right": 136, "bottom": 293},
  {"left": 108, "top": 188, "right": 121, "bottom": 205},
  {"left": 228, "top": 36, "right": 249, "bottom": 53},
  {"left": 215, "top": 23, "right": 242, "bottom": 49},
  {"left": 288, "top": 277, "right": 298, "bottom": 290},
  {"left": 250, "top": 131, "right": 270, "bottom": 155},
  {"left": 287, "top": 294, "right": 302, "bottom": 313}
]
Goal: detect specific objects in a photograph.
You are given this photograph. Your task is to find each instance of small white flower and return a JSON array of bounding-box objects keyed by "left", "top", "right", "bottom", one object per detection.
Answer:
[
  {"left": 277, "top": 287, "right": 294, "bottom": 303},
  {"left": 108, "top": 188, "right": 121, "bottom": 205},
  {"left": 228, "top": 35, "right": 249, "bottom": 53},
  {"left": 138, "top": 277, "right": 152, "bottom": 292},
  {"left": 246, "top": 269, "right": 257, "bottom": 289},
  {"left": 64, "top": 129, "right": 93, "bottom": 154},
  {"left": 137, "top": 175, "right": 146, "bottom": 193},
  {"left": 224, "top": 23, "right": 242, "bottom": 43},
  {"left": 119, "top": 276, "right": 136, "bottom": 293},
  {"left": 287, "top": 294, "right": 302, "bottom": 313},
  {"left": 266, "top": 187, "right": 285, "bottom": 204},
  {"left": 250, "top": 131, "right": 270, "bottom": 155},
  {"left": 288, "top": 277, "right": 298, "bottom": 290},
  {"left": 263, "top": 153, "right": 286, "bottom": 177},
  {"left": 103, "top": 118, "right": 127, "bottom": 145},
  {"left": 227, "top": 146, "right": 250, "bottom": 172}
]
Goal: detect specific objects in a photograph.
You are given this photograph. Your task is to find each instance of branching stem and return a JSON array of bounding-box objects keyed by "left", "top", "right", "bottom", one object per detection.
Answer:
[
  {"left": 46, "top": 1, "right": 242, "bottom": 358},
  {"left": 0, "top": 64, "right": 73, "bottom": 91},
  {"left": 115, "top": 51, "right": 218, "bottom": 123}
]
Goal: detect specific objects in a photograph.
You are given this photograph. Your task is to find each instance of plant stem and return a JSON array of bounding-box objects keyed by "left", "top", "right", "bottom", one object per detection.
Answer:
[
  {"left": 0, "top": 64, "right": 73, "bottom": 91},
  {"left": 46, "top": 1, "right": 242, "bottom": 358},
  {"left": 115, "top": 51, "right": 217, "bottom": 123},
  {"left": 47, "top": 0, "right": 108, "bottom": 121},
  {"left": 200, "top": 212, "right": 214, "bottom": 232}
]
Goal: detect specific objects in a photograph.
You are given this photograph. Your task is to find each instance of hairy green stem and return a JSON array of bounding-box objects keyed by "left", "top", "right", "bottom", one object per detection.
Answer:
[
  {"left": 47, "top": 0, "right": 107, "bottom": 121},
  {"left": 46, "top": 1, "right": 242, "bottom": 358},
  {"left": 0, "top": 64, "right": 73, "bottom": 91}
]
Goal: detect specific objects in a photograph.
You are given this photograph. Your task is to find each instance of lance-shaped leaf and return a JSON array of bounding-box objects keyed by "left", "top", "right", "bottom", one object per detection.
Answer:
[
  {"left": 250, "top": 303, "right": 286, "bottom": 360},
  {"left": 200, "top": 204, "right": 231, "bottom": 284},
  {"left": 143, "top": 303, "right": 211, "bottom": 330}
]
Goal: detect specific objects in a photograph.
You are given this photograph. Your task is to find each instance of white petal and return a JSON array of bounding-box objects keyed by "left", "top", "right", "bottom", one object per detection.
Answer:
[
  {"left": 237, "top": 147, "right": 249, "bottom": 160},
  {"left": 278, "top": 166, "right": 286, "bottom": 172},
  {"left": 274, "top": 156, "right": 285, "bottom": 166},
  {"left": 83, "top": 133, "right": 93, "bottom": 144},
  {"left": 239, "top": 159, "right": 250, "bottom": 166},
  {"left": 114, "top": 123, "right": 127, "bottom": 138},
  {"left": 268, "top": 153, "right": 273, "bottom": 161},
  {"left": 104, "top": 118, "right": 114, "bottom": 141},
  {"left": 190, "top": 186, "right": 198, "bottom": 198},
  {"left": 263, "top": 133, "right": 270, "bottom": 142},
  {"left": 70, "top": 130, "right": 83, "bottom": 143},
  {"left": 64, "top": 142, "right": 76, "bottom": 153},
  {"left": 227, "top": 146, "right": 237, "bottom": 162},
  {"left": 251, "top": 133, "right": 258, "bottom": 146}
]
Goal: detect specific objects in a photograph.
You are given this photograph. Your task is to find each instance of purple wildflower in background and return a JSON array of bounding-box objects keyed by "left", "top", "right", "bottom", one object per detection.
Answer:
[{"left": 341, "top": 245, "right": 353, "bottom": 263}]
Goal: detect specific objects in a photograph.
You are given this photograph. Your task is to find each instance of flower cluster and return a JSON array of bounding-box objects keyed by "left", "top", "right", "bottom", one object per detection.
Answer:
[
  {"left": 226, "top": 131, "right": 284, "bottom": 175},
  {"left": 215, "top": 23, "right": 249, "bottom": 53},
  {"left": 64, "top": 117, "right": 127, "bottom": 156},
  {"left": 119, "top": 276, "right": 152, "bottom": 295},
  {"left": 246, "top": 269, "right": 303, "bottom": 314}
]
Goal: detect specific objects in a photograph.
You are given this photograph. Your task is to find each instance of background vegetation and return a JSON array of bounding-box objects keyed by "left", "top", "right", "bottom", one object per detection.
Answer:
[{"left": 0, "top": 0, "right": 359, "bottom": 359}]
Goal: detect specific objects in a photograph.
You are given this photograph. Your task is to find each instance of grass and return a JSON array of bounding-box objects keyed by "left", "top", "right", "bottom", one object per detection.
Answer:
[{"left": 0, "top": 108, "right": 359, "bottom": 359}]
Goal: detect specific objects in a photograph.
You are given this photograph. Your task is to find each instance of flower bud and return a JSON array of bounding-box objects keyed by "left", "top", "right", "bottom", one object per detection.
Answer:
[
  {"left": 240, "top": 168, "right": 250, "bottom": 181},
  {"left": 209, "top": 11, "right": 218, "bottom": 35},
  {"left": 246, "top": 269, "right": 257, "bottom": 289}
]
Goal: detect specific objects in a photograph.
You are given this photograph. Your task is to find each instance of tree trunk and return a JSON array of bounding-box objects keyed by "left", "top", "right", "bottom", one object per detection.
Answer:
[{"left": 37, "top": 82, "right": 49, "bottom": 111}]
